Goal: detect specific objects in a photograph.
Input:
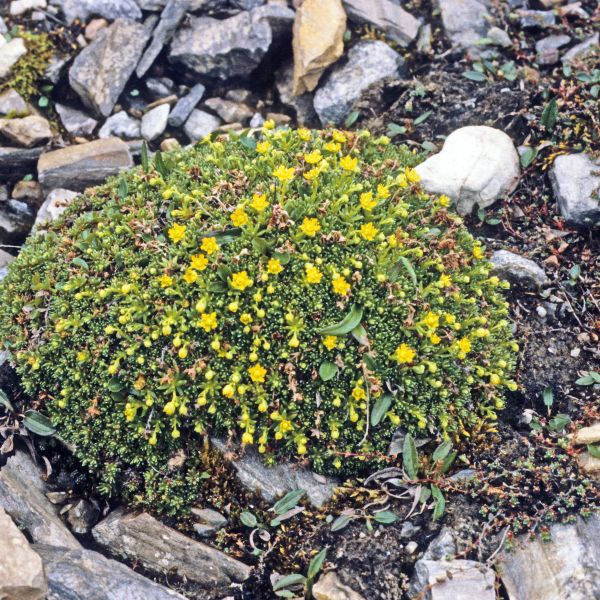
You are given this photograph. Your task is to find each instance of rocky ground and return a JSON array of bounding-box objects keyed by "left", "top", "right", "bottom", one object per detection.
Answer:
[{"left": 0, "top": 0, "right": 599, "bottom": 599}]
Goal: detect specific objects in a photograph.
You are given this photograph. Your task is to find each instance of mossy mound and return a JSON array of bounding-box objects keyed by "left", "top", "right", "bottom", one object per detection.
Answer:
[{"left": 0, "top": 126, "right": 517, "bottom": 508}]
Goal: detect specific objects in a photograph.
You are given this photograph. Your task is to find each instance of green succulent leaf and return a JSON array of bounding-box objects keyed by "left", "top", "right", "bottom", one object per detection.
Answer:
[
  {"left": 319, "top": 361, "right": 338, "bottom": 381},
  {"left": 318, "top": 305, "right": 363, "bottom": 336},
  {"left": 23, "top": 410, "right": 56, "bottom": 436},
  {"left": 370, "top": 394, "right": 393, "bottom": 427},
  {"left": 403, "top": 433, "right": 419, "bottom": 480}
]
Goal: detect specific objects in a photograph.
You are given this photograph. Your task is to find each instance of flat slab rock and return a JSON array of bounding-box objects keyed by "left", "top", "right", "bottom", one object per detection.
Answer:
[
  {"left": 38, "top": 137, "right": 133, "bottom": 192},
  {"left": 438, "top": 0, "right": 491, "bottom": 51},
  {"left": 415, "top": 125, "right": 520, "bottom": 215},
  {"left": 92, "top": 509, "right": 251, "bottom": 589},
  {"left": 312, "top": 571, "right": 366, "bottom": 600},
  {"left": 491, "top": 250, "right": 548, "bottom": 289},
  {"left": 0, "top": 451, "right": 80, "bottom": 549},
  {"left": 212, "top": 438, "right": 337, "bottom": 508},
  {"left": 34, "top": 544, "right": 186, "bottom": 600},
  {"left": 498, "top": 514, "right": 600, "bottom": 600}
]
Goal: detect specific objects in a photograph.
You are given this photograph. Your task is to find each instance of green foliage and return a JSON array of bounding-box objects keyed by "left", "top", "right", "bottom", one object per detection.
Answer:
[{"left": 0, "top": 126, "right": 517, "bottom": 510}]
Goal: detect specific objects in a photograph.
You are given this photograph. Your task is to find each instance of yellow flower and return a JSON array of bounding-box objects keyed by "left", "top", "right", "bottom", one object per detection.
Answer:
[
  {"left": 191, "top": 254, "right": 208, "bottom": 271},
  {"left": 273, "top": 165, "right": 295, "bottom": 182},
  {"left": 458, "top": 337, "right": 471, "bottom": 354},
  {"left": 323, "top": 335, "right": 337, "bottom": 350},
  {"left": 222, "top": 384, "right": 235, "bottom": 398},
  {"left": 303, "top": 167, "right": 321, "bottom": 181},
  {"left": 298, "top": 128, "right": 311, "bottom": 141},
  {"left": 394, "top": 343, "right": 416, "bottom": 364},
  {"left": 240, "top": 313, "right": 252, "bottom": 325},
  {"left": 267, "top": 258, "right": 283, "bottom": 274},
  {"left": 305, "top": 264, "right": 323, "bottom": 284},
  {"left": 438, "top": 274, "right": 451, "bottom": 288},
  {"left": 158, "top": 274, "right": 173, "bottom": 288},
  {"left": 429, "top": 333, "right": 441, "bottom": 345},
  {"left": 352, "top": 385, "right": 366, "bottom": 401},
  {"left": 377, "top": 184, "right": 390, "bottom": 199},
  {"left": 256, "top": 141, "right": 271, "bottom": 154},
  {"left": 201, "top": 237, "right": 219, "bottom": 255},
  {"left": 250, "top": 193, "right": 269, "bottom": 212},
  {"left": 340, "top": 155, "right": 358, "bottom": 171},
  {"left": 422, "top": 311, "right": 440, "bottom": 329},
  {"left": 163, "top": 401, "right": 176, "bottom": 416},
  {"left": 183, "top": 268, "right": 198, "bottom": 284},
  {"left": 332, "top": 274, "right": 350, "bottom": 296},
  {"left": 324, "top": 141, "right": 341, "bottom": 153},
  {"left": 248, "top": 363, "right": 267, "bottom": 383},
  {"left": 263, "top": 118, "right": 275, "bottom": 130},
  {"left": 242, "top": 431, "right": 254, "bottom": 444},
  {"left": 473, "top": 245, "right": 484, "bottom": 259},
  {"left": 230, "top": 271, "right": 253, "bottom": 291},
  {"left": 231, "top": 206, "right": 249, "bottom": 227},
  {"left": 168, "top": 223, "right": 186, "bottom": 243},
  {"left": 199, "top": 312, "right": 218, "bottom": 332},
  {"left": 304, "top": 150, "right": 322, "bottom": 164},
  {"left": 360, "top": 192, "right": 377, "bottom": 211},
  {"left": 406, "top": 168, "right": 420, "bottom": 183},
  {"left": 299, "top": 217, "right": 321, "bottom": 237},
  {"left": 332, "top": 130, "right": 346, "bottom": 143},
  {"left": 445, "top": 313, "right": 456, "bottom": 325},
  {"left": 360, "top": 222, "right": 378, "bottom": 241},
  {"left": 438, "top": 194, "right": 451, "bottom": 207}
]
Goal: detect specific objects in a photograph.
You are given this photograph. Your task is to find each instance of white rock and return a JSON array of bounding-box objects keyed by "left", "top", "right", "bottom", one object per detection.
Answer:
[
  {"left": 0, "top": 38, "right": 27, "bottom": 79},
  {"left": 34, "top": 188, "right": 79, "bottom": 231},
  {"left": 98, "top": 110, "right": 141, "bottom": 139},
  {"left": 415, "top": 126, "right": 520, "bottom": 215},
  {"left": 10, "top": 0, "right": 47, "bottom": 16},
  {"left": 141, "top": 104, "right": 170, "bottom": 141},
  {"left": 183, "top": 109, "right": 221, "bottom": 143}
]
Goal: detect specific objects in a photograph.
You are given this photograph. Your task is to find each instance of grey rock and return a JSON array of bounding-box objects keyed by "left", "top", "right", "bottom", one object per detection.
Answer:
[
  {"left": 10, "top": 0, "right": 47, "bottom": 15},
  {"left": 0, "top": 506, "right": 47, "bottom": 600},
  {"left": 168, "top": 4, "right": 294, "bottom": 80},
  {"left": 487, "top": 26, "right": 511, "bottom": 48},
  {"left": 136, "top": 0, "right": 188, "bottom": 78},
  {"left": 312, "top": 571, "right": 366, "bottom": 600},
  {"left": 145, "top": 77, "right": 175, "bottom": 99},
  {"left": 0, "top": 146, "right": 44, "bottom": 177},
  {"left": 225, "top": 88, "right": 253, "bottom": 103},
  {"left": 416, "top": 23, "right": 433, "bottom": 53},
  {"left": 438, "top": 0, "right": 491, "bottom": 50},
  {"left": 0, "top": 199, "right": 35, "bottom": 243},
  {"left": 191, "top": 507, "right": 228, "bottom": 528},
  {"left": 38, "top": 138, "right": 133, "bottom": 192},
  {"left": 136, "top": 0, "right": 169, "bottom": 8},
  {"left": 98, "top": 110, "right": 141, "bottom": 139},
  {"left": 92, "top": 509, "right": 251, "bottom": 588},
  {"left": 212, "top": 438, "right": 337, "bottom": 508},
  {"left": 0, "top": 17, "right": 7, "bottom": 33},
  {"left": 415, "top": 125, "right": 520, "bottom": 215},
  {"left": 491, "top": 250, "right": 549, "bottom": 289},
  {"left": 449, "top": 469, "right": 477, "bottom": 481},
  {"left": 34, "top": 544, "right": 187, "bottom": 600},
  {"left": 549, "top": 153, "right": 600, "bottom": 227},
  {"left": 11, "top": 180, "right": 44, "bottom": 207},
  {"left": 0, "top": 451, "right": 81, "bottom": 549},
  {"left": 410, "top": 559, "right": 496, "bottom": 600},
  {"left": 562, "top": 33, "right": 599, "bottom": 65},
  {"left": 314, "top": 40, "right": 405, "bottom": 126},
  {"left": 231, "top": 0, "right": 265, "bottom": 8},
  {"left": 498, "top": 514, "right": 600, "bottom": 600},
  {"left": 69, "top": 19, "right": 152, "bottom": 117},
  {"left": 0, "top": 115, "right": 53, "bottom": 148},
  {"left": 204, "top": 97, "right": 253, "bottom": 123},
  {"left": 66, "top": 499, "right": 100, "bottom": 534},
  {"left": 34, "top": 188, "right": 79, "bottom": 230},
  {"left": 342, "top": 0, "right": 420, "bottom": 47},
  {"left": 536, "top": 34, "right": 571, "bottom": 65},
  {"left": 518, "top": 9, "right": 556, "bottom": 28},
  {"left": 0, "top": 89, "right": 30, "bottom": 116},
  {"left": 55, "top": 103, "right": 98, "bottom": 136},
  {"left": 423, "top": 527, "right": 457, "bottom": 561},
  {"left": 249, "top": 112, "right": 264, "bottom": 128},
  {"left": 183, "top": 109, "right": 222, "bottom": 142},
  {"left": 275, "top": 60, "right": 318, "bottom": 127},
  {"left": 0, "top": 249, "right": 15, "bottom": 280},
  {"left": 0, "top": 37, "right": 28, "bottom": 79},
  {"left": 400, "top": 520, "right": 422, "bottom": 538},
  {"left": 45, "top": 55, "right": 69, "bottom": 85},
  {"left": 141, "top": 104, "right": 170, "bottom": 141},
  {"left": 168, "top": 83, "right": 205, "bottom": 128},
  {"left": 46, "top": 491, "right": 70, "bottom": 505},
  {"left": 50, "top": 0, "right": 142, "bottom": 23}
]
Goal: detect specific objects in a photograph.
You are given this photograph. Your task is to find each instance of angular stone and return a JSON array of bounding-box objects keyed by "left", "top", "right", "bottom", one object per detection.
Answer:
[
  {"left": 491, "top": 250, "right": 549, "bottom": 289},
  {"left": 0, "top": 146, "right": 43, "bottom": 176},
  {"left": 536, "top": 34, "right": 571, "bottom": 66},
  {"left": 549, "top": 153, "right": 600, "bottom": 227},
  {"left": 275, "top": 60, "right": 318, "bottom": 127},
  {"left": 487, "top": 26, "right": 511, "bottom": 48},
  {"left": 10, "top": 0, "right": 47, "bottom": 15},
  {"left": 0, "top": 38, "right": 27, "bottom": 79},
  {"left": 136, "top": 0, "right": 188, "bottom": 78},
  {"left": 92, "top": 509, "right": 251, "bottom": 588},
  {"left": 415, "top": 126, "right": 520, "bottom": 215},
  {"left": 191, "top": 507, "right": 228, "bottom": 528},
  {"left": 204, "top": 98, "right": 253, "bottom": 123},
  {"left": 562, "top": 33, "right": 599, "bottom": 65},
  {"left": 168, "top": 4, "right": 295, "bottom": 80},
  {"left": 498, "top": 515, "right": 600, "bottom": 600},
  {"left": 312, "top": 571, "right": 366, "bottom": 600},
  {"left": 212, "top": 439, "right": 337, "bottom": 508},
  {"left": 518, "top": 9, "right": 556, "bottom": 28},
  {"left": 44, "top": 55, "right": 69, "bottom": 84},
  {"left": 69, "top": 19, "right": 152, "bottom": 117},
  {"left": 50, "top": 0, "right": 142, "bottom": 23},
  {"left": 168, "top": 83, "right": 205, "bottom": 128},
  {"left": 66, "top": 499, "right": 100, "bottom": 534},
  {"left": 0, "top": 451, "right": 81, "bottom": 549},
  {"left": 160, "top": 137, "right": 180, "bottom": 152},
  {"left": 0, "top": 199, "right": 35, "bottom": 243},
  {"left": 55, "top": 103, "right": 98, "bottom": 136},
  {"left": 34, "top": 544, "right": 187, "bottom": 600},
  {"left": 314, "top": 40, "right": 405, "bottom": 127},
  {"left": 0, "top": 89, "right": 30, "bottom": 116},
  {"left": 141, "top": 104, "right": 170, "bottom": 141},
  {"left": 578, "top": 452, "right": 600, "bottom": 478},
  {"left": 0, "top": 115, "right": 53, "bottom": 148},
  {"left": 292, "top": 0, "right": 346, "bottom": 95},
  {"left": 410, "top": 559, "right": 496, "bottom": 600},
  {"left": 85, "top": 18, "right": 109, "bottom": 41},
  {"left": 343, "top": 0, "right": 420, "bottom": 47},
  {"left": 34, "top": 188, "right": 79, "bottom": 230},
  {"left": 572, "top": 423, "right": 600, "bottom": 446},
  {"left": 38, "top": 138, "right": 133, "bottom": 192},
  {"left": 146, "top": 77, "right": 175, "bottom": 100},
  {"left": 183, "top": 109, "right": 222, "bottom": 142},
  {"left": 438, "top": 0, "right": 490, "bottom": 50},
  {"left": 98, "top": 110, "right": 141, "bottom": 139},
  {"left": 0, "top": 507, "right": 47, "bottom": 600},
  {"left": 12, "top": 180, "right": 44, "bottom": 207}
]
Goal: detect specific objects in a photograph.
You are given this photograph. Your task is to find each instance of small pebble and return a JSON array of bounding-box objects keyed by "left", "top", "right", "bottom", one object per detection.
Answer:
[
  {"left": 536, "top": 305, "right": 547, "bottom": 318},
  {"left": 406, "top": 541, "right": 418, "bottom": 554}
]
